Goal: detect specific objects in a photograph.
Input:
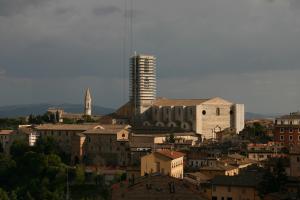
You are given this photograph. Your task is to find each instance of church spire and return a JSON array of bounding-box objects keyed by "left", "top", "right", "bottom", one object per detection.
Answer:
[{"left": 84, "top": 88, "right": 92, "bottom": 116}]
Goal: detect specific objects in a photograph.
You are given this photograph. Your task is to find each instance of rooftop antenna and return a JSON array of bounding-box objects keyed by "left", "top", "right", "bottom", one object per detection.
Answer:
[
  {"left": 122, "top": 0, "right": 128, "bottom": 103},
  {"left": 130, "top": 0, "right": 134, "bottom": 54}
]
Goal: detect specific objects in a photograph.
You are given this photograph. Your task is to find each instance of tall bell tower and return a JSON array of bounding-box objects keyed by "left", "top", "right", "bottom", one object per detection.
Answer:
[
  {"left": 130, "top": 53, "right": 156, "bottom": 115},
  {"left": 84, "top": 88, "right": 92, "bottom": 116}
]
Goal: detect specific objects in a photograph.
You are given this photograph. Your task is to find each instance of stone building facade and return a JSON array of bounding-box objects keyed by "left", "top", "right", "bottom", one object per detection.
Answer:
[
  {"left": 142, "top": 97, "right": 244, "bottom": 140},
  {"left": 34, "top": 124, "right": 131, "bottom": 166},
  {"left": 274, "top": 112, "right": 300, "bottom": 146}
]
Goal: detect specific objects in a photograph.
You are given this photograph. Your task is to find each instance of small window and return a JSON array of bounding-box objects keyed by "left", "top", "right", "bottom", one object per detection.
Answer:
[
  {"left": 298, "top": 135, "right": 300, "bottom": 141},
  {"left": 298, "top": 128, "right": 300, "bottom": 133},
  {"left": 290, "top": 128, "right": 294, "bottom": 133},
  {"left": 289, "top": 135, "right": 293, "bottom": 141},
  {"left": 230, "top": 110, "right": 234, "bottom": 115},
  {"left": 122, "top": 134, "right": 125, "bottom": 138},
  {"left": 216, "top": 108, "right": 220, "bottom": 116},
  {"left": 280, "top": 128, "right": 285, "bottom": 133},
  {"left": 290, "top": 121, "right": 293, "bottom": 125},
  {"left": 202, "top": 110, "right": 206, "bottom": 115},
  {"left": 280, "top": 135, "right": 284, "bottom": 141}
]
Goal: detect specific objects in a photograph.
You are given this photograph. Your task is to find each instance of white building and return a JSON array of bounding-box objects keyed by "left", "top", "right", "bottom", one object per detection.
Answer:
[{"left": 142, "top": 97, "right": 244, "bottom": 140}]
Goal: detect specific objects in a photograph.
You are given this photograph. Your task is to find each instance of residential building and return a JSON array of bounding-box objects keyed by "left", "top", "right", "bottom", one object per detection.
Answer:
[
  {"left": 274, "top": 112, "right": 300, "bottom": 146},
  {"left": 18, "top": 126, "right": 40, "bottom": 146},
  {"left": 0, "top": 130, "right": 16, "bottom": 154},
  {"left": 199, "top": 163, "right": 239, "bottom": 178},
  {"left": 221, "top": 153, "right": 256, "bottom": 170},
  {"left": 111, "top": 174, "right": 206, "bottom": 200},
  {"left": 247, "top": 142, "right": 287, "bottom": 161},
  {"left": 211, "top": 173, "right": 262, "bottom": 200},
  {"left": 80, "top": 125, "right": 130, "bottom": 166},
  {"left": 34, "top": 124, "right": 131, "bottom": 165},
  {"left": 187, "top": 146, "right": 221, "bottom": 168},
  {"left": 289, "top": 145, "right": 300, "bottom": 177},
  {"left": 141, "top": 149, "right": 184, "bottom": 179}
]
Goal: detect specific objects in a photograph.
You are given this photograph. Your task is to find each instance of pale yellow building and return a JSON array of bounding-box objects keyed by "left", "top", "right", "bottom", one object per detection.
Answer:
[{"left": 141, "top": 149, "right": 184, "bottom": 179}]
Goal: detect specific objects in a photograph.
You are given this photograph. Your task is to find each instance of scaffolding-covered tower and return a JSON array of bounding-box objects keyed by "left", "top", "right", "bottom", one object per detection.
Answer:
[{"left": 130, "top": 53, "right": 156, "bottom": 116}]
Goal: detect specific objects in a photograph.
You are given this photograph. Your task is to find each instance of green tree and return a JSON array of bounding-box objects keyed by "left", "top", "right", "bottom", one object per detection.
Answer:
[
  {"left": 34, "top": 136, "right": 60, "bottom": 155},
  {"left": 0, "top": 188, "right": 9, "bottom": 200},
  {"left": 0, "top": 154, "right": 16, "bottom": 189},
  {"left": 10, "top": 140, "right": 30, "bottom": 160},
  {"left": 10, "top": 191, "right": 18, "bottom": 200},
  {"left": 75, "top": 165, "right": 85, "bottom": 185}
]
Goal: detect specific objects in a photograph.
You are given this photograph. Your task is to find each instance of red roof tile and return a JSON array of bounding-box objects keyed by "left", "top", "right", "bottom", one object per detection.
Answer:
[{"left": 156, "top": 149, "right": 185, "bottom": 160}]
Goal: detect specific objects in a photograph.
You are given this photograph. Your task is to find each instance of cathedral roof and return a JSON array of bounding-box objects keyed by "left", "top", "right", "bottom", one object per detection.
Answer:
[
  {"left": 153, "top": 98, "right": 209, "bottom": 106},
  {"left": 152, "top": 97, "right": 233, "bottom": 107}
]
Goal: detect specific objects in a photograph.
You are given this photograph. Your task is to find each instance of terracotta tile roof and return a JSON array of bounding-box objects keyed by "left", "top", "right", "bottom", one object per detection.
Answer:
[
  {"left": 35, "top": 124, "right": 101, "bottom": 131},
  {"left": 211, "top": 172, "right": 262, "bottom": 187},
  {"left": 36, "top": 124, "right": 129, "bottom": 134},
  {"left": 199, "top": 164, "right": 238, "bottom": 171},
  {"left": 153, "top": 98, "right": 209, "bottom": 106},
  {"left": 0, "top": 130, "right": 15, "bottom": 135},
  {"left": 111, "top": 174, "right": 206, "bottom": 200},
  {"left": 277, "top": 112, "right": 300, "bottom": 120},
  {"left": 155, "top": 149, "right": 185, "bottom": 160}
]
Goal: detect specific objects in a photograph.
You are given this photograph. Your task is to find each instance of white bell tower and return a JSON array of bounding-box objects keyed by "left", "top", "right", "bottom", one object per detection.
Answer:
[{"left": 84, "top": 88, "right": 92, "bottom": 116}]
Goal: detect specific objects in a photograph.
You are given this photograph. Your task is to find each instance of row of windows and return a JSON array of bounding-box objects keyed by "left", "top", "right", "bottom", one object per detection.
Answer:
[
  {"left": 280, "top": 128, "right": 300, "bottom": 133},
  {"left": 202, "top": 109, "right": 234, "bottom": 116},
  {"left": 154, "top": 108, "right": 234, "bottom": 117},
  {"left": 279, "top": 135, "right": 300, "bottom": 141},
  {"left": 43, "top": 131, "right": 75, "bottom": 137},
  {"left": 171, "top": 160, "right": 183, "bottom": 168},
  {"left": 276, "top": 120, "right": 300, "bottom": 125}
]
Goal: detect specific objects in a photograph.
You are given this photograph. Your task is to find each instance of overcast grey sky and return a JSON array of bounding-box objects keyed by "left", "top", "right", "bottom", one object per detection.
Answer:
[{"left": 0, "top": 0, "right": 300, "bottom": 114}]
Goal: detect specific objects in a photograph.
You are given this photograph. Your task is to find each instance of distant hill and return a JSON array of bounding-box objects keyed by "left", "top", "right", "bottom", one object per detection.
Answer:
[
  {"left": 245, "top": 112, "right": 280, "bottom": 120},
  {"left": 0, "top": 104, "right": 115, "bottom": 118},
  {"left": 0, "top": 104, "right": 280, "bottom": 121}
]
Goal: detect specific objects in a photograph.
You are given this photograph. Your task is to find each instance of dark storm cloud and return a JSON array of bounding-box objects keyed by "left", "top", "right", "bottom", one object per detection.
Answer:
[
  {"left": 1, "top": 0, "right": 300, "bottom": 113},
  {"left": 289, "top": 0, "right": 300, "bottom": 10},
  {"left": 0, "top": 0, "right": 52, "bottom": 16},
  {"left": 93, "top": 5, "right": 121, "bottom": 16}
]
